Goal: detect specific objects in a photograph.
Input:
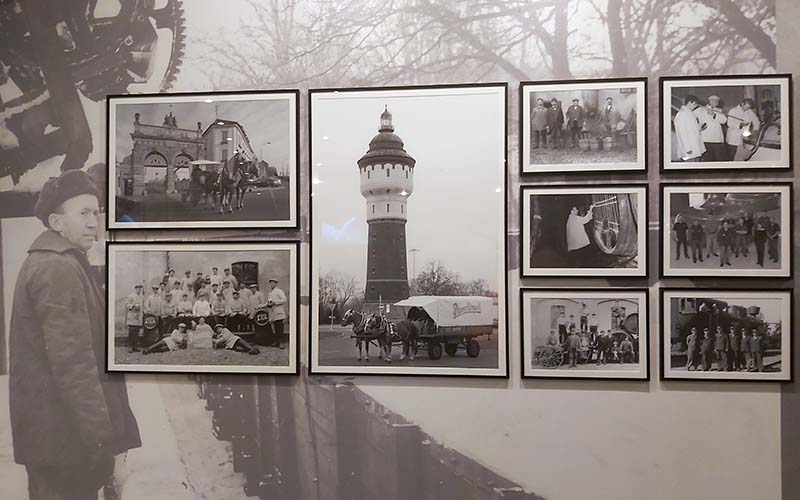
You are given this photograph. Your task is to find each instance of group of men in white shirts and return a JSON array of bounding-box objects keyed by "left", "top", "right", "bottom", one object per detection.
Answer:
[
  {"left": 124, "top": 265, "right": 287, "bottom": 352},
  {"left": 674, "top": 94, "right": 761, "bottom": 162}
]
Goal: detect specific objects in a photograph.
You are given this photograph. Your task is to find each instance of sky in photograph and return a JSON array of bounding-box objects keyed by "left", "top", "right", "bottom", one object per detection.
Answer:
[
  {"left": 312, "top": 89, "right": 504, "bottom": 292},
  {"left": 114, "top": 99, "right": 290, "bottom": 168}
]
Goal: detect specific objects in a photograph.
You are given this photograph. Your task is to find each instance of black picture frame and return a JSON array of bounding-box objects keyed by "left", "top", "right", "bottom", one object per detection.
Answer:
[
  {"left": 520, "top": 287, "right": 650, "bottom": 381},
  {"left": 659, "top": 73, "right": 793, "bottom": 172},
  {"left": 308, "top": 82, "right": 509, "bottom": 378},
  {"left": 659, "top": 182, "right": 793, "bottom": 279},
  {"left": 659, "top": 287, "right": 793, "bottom": 382},
  {"left": 519, "top": 77, "right": 648, "bottom": 175},
  {"left": 519, "top": 183, "right": 649, "bottom": 278},
  {"left": 105, "top": 89, "right": 301, "bottom": 230},
  {"left": 105, "top": 239, "right": 301, "bottom": 375}
]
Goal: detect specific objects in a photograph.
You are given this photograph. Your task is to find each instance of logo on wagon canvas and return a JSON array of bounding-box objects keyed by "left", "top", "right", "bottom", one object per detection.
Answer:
[{"left": 453, "top": 302, "right": 481, "bottom": 319}]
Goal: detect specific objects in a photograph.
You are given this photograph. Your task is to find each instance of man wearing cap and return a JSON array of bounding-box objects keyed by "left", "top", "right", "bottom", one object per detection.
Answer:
[
  {"left": 161, "top": 290, "right": 178, "bottom": 335},
  {"left": 674, "top": 94, "right": 705, "bottom": 161},
  {"left": 226, "top": 290, "right": 249, "bottom": 332},
  {"left": 181, "top": 270, "right": 195, "bottom": 299},
  {"left": 211, "top": 292, "right": 228, "bottom": 327},
  {"left": 144, "top": 284, "right": 164, "bottom": 334},
  {"left": 10, "top": 169, "right": 140, "bottom": 499},
  {"left": 125, "top": 284, "right": 144, "bottom": 352},
  {"left": 142, "top": 322, "right": 188, "bottom": 354},
  {"left": 212, "top": 324, "right": 260, "bottom": 355},
  {"left": 565, "top": 98, "right": 585, "bottom": 148},
  {"left": 695, "top": 95, "right": 727, "bottom": 162},
  {"left": 165, "top": 269, "right": 179, "bottom": 289},
  {"left": 223, "top": 268, "right": 238, "bottom": 289},
  {"left": 177, "top": 292, "right": 194, "bottom": 325},
  {"left": 548, "top": 98, "right": 565, "bottom": 150},
  {"left": 267, "top": 278, "right": 288, "bottom": 349},
  {"left": 169, "top": 280, "right": 183, "bottom": 304},
  {"left": 248, "top": 283, "right": 266, "bottom": 318},
  {"left": 157, "top": 281, "right": 168, "bottom": 300},
  {"left": 193, "top": 292, "right": 213, "bottom": 326},
  {"left": 221, "top": 279, "right": 234, "bottom": 302},
  {"left": 209, "top": 267, "right": 222, "bottom": 288},
  {"left": 530, "top": 98, "right": 548, "bottom": 149},
  {"left": 726, "top": 98, "right": 760, "bottom": 161}
]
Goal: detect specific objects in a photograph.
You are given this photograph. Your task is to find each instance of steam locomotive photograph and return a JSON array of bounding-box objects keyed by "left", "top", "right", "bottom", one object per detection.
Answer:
[
  {"left": 661, "top": 74, "right": 791, "bottom": 171},
  {"left": 521, "top": 78, "right": 647, "bottom": 174},
  {"left": 521, "top": 289, "right": 649, "bottom": 380},
  {"left": 661, "top": 289, "right": 792, "bottom": 381},
  {"left": 106, "top": 241, "right": 298, "bottom": 374},
  {"left": 521, "top": 185, "right": 647, "bottom": 277},
  {"left": 661, "top": 183, "right": 791, "bottom": 277}
]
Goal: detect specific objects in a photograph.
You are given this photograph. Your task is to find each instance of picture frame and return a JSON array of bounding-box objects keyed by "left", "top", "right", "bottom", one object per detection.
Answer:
[
  {"left": 106, "top": 240, "right": 299, "bottom": 374},
  {"left": 660, "top": 182, "right": 792, "bottom": 278},
  {"left": 106, "top": 90, "right": 300, "bottom": 230},
  {"left": 660, "top": 74, "right": 792, "bottom": 172},
  {"left": 520, "top": 288, "right": 650, "bottom": 380},
  {"left": 520, "top": 77, "right": 647, "bottom": 174},
  {"left": 309, "top": 83, "right": 508, "bottom": 377},
  {"left": 520, "top": 184, "right": 648, "bottom": 277},
  {"left": 660, "top": 288, "right": 793, "bottom": 382}
]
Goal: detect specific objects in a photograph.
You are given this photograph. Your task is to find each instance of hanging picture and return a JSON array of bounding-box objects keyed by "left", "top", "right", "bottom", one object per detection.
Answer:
[
  {"left": 520, "top": 184, "right": 648, "bottom": 277},
  {"left": 107, "top": 90, "right": 299, "bottom": 229},
  {"left": 106, "top": 241, "right": 299, "bottom": 374},
  {"left": 661, "top": 182, "right": 792, "bottom": 278},
  {"left": 521, "top": 77, "right": 647, "bottom": 174},
  {"left": 521, "top": 288, "right": 649, "bottom": 380},
  {"left": 309, "top": 83, "right": 508, "bottom": 377},
  {"left": 661, "top": 288, "right": 792, "bottom": 382},
  {"left": 660, "top": 74, "right": 792, "bottom": 171}
]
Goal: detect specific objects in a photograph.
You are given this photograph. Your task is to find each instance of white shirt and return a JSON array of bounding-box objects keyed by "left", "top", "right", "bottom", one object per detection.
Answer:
[
  {"left": 726, "top": 105, "right": 760, "bottom": 146},
  {"left": 566, "top": 212, "right": 593, "bottom": 251},
  {"left": 193, "top": 299, "right": 212, "bottom": 317},
  {"left": 268, "top": 287, "right": 287, "bottom": 321},
  {"left": 674, "top": 105, "right": 705, "bottom": 159},
  {"left": 209, "top": 274, "right": 222, "bottom": 288},
  {"left": 694, "top": 106, "right": 727, "bottom": 143}
]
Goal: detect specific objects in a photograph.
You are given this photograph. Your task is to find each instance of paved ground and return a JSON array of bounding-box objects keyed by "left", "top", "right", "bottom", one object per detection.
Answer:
[
  {"left": 114, "top": 344, "right": 289, "bottom": 367},
  {"left": 668, "top": 241, "right": 782, "bottom": 271},
  {"left": 531, "top": 358, "right": 642, "bottom": 371},
  {"left": 117, "top": 186, "right": 290, "bottom": 223},
  {"left": 317, "top": 324, "right": 500, "bottom": 368},
  {"left": 670, "top": 353, "right": 782, "bottom": 372},
  {"left": 530, "top": 144, "right": 636, "bottom": 165}
]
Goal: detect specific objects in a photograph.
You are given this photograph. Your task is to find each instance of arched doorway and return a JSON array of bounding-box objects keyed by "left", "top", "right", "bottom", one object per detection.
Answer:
[{"left": 144, "top": 151, "right": 168, "bottom": 195}]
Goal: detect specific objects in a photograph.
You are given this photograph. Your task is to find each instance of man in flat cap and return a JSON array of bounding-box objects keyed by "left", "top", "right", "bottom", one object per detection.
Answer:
[
  {"left": 125, "top": 284, "right": 144, "bottom": 352},
  {"left": 267, "top": 278, "right": 287, "bottom": 349},
  {"left": 10, "top": 169, "right": 140, "bottom": 499}
]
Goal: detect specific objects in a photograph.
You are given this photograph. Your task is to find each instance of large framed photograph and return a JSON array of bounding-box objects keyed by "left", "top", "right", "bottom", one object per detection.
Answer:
[
  {"left": 521, "top": 185, "right": 647, "bottom": 277},
  {"left": 520, "top": 77, "right": 647, "bottom": 174},
  {"left": 106, "top": 241, "right": 299, "bottom": 374},
  {"left": 660, "top": 74, "right": 792, "bottom": 171},
  {"left": 661, "top": 183, "right": 792, "bottom": 278},
  {"left": 661, "top": 288, "right": 792, "bottom": 382},
  {"left": 309, "top": 83, "right": 508, "bottom": 377},
  {"left": 107, "top": 90, "right": 299, "bottom": 229},
  {"left": 521, "top": 289, "right": 649, "bottom": 380}
]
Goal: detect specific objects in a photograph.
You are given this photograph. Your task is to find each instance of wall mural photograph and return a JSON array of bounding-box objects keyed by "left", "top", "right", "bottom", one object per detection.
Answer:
[
  {"left": 309, "top": 84, "right": 508, "bottom": 377},
  {"left": 107, "top": 91, "right": 299, "bottom": 229},
  {"left": 661, "top": 74, "right": 792, "bottom": 171},
  {"left": 520, "top": 78, "right": 647, "bottom": 174}
]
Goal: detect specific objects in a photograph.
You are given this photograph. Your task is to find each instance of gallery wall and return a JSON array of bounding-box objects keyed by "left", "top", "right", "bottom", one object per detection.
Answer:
[{"left": 0, "top": 1, "right": 796, "bottom": 499}]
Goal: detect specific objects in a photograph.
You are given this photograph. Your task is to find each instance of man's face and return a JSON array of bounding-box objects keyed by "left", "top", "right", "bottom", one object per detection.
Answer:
[
  {"left": 270, "top": 281, "right": 277, "bottom": 290},
  {"left": 536, "top": 99, "right": 543, "bottom": 107},
  {"left": 709, "top": 97, "right": 720, "bottom": 108},
  {"left": 212, "top": 268, "right": 219, "bottom": 275},
  {"left": 751, "top": 329, "right": 757, "bottom": 336},
  {"left": 49, "top": 194, "right": 99, "bottom": 251},
  {"left": 742, "top": 101, "right": 752, "bottom": 111},
  {"left": 606, "top": 98, "right": 613, "bottom": 107},
  {"left": 688, "top": 101, "right": 699, "bottom": 111},
  {"left": 174, "top": 282, "right": 181, "bottom": 289},
  {"left": 703, "top": 329, "right": 709, "bottom": 336},
  {"left": 224, "top": 269, "right": 230, "bottom": 275},
  {"left": 691, "top": 328, "right": 697, "bottom": 335}
]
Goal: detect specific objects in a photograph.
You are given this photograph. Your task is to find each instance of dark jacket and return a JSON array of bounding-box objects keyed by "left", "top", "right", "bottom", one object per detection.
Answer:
[
  {"left": 751, "top": 335, "right": 765, "bottom": 353},
  {"left": 566, "top": 104, "right": 585, "bottom": 128},
  {"left": 10, "top": 230, "right": 140, "bottom": 466},
  {"left": 548, "top": 106, "right": 564, "bottom": 129},
  {"left": 729, "top": 333, "right": 741, "bottom": 352},
  {"left": 741, "top": 335, "right": 752, "bottom": 353},
  {"left": 714, "top": 332, "right": 729, "bottom": 351}
]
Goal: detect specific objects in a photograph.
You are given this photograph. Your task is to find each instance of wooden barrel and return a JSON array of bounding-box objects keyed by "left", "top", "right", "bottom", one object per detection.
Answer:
[{"left": 602, "top": 136, "right": 615, "bottom": 150}]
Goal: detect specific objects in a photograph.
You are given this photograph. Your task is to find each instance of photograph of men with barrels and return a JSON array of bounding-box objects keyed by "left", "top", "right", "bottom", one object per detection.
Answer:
[
  {"left": 661, "top": 75, "right": 791, "bottom": 170},
  {"left": 107, "top": 91, "right": 298, "bottom": 229},
  {"left": 661, "top": 183, "right": 791, "bottom": 278},
  {"left": 521, "top": 78, "right": 646, "bottom": 174},
  {"left": 521, "top": 289, "right": 648, "bottom": 380},
  {"left": 661, "top": 289, "right": 791, "bottom": 381},
  {"left": 310, "top": 85, "right": 507, "bottom": 377},
  {"left": 106, "top": 242, "right": 298, "bottom": 374},
  {"left": 521, "top": 185, "right": 647, "bottom": 277}
]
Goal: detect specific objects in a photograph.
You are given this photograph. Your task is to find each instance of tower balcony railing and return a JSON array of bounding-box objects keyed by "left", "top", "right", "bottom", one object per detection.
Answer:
[{"left": 133, "top": 123, "right": 203, "bottom": 141}]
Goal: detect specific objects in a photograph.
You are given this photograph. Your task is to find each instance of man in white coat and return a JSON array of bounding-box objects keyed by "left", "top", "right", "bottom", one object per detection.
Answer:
[
  {"left": 266, "top": 278, "right": 287, "bottom": 349},
  {"left": 674, "top": 94, "right": 704, "bottom": 162},
  {"left": 566, "top": 203, "right": 595, "bottom": 267},
  {"left": 726, "top": 98, "right": 760, "bottom": 161},
  {"left": 695, "top": 95, "right": 727, "bottom": 162}
]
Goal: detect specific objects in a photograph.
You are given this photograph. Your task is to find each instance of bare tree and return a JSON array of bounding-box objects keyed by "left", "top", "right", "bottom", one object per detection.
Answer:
[{"left": 319, "top": 270, "right": 358, "bottom": 320}]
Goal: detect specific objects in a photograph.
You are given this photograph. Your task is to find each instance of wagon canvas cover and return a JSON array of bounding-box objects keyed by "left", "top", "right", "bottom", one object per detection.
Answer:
[{"left": 393, "top": 296, "right": 495, "bottom": 327}]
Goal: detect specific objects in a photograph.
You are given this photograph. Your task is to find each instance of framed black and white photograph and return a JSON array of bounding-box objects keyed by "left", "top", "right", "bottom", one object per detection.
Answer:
[
  {"left": 661, "top": 183, "right": 792, "bottom": 278},
  {"left": 661, "top": 288, "right": 792, "bottom": 382},
  {"left": 309, "top": 83, "right": 508, "bottom": 377},
  {"left": 107, "top": 90, "right": 299, "bottom": 229},
  {"left": 521, "top": 289, "right": 649, "bottom": 380},
  {"left": 521, "top": 185, "right": 647, "bottom": 277},
  {"left": 660, "top": 74, "right": 792, "bottom": 171},
  {"left": 520, "top": 78, "right": 647, "bottom": 174},
  {"left": 106, "top": 241, "right": 299, "bottom": 374}
]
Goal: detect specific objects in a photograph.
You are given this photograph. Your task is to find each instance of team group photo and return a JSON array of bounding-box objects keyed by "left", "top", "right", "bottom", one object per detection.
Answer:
[{"left": 106, "top": 242, "right": 298, "bottom": 374}]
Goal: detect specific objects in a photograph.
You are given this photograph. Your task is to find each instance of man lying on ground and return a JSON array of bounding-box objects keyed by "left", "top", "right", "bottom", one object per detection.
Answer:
[
  {"left": 212, "top": 324, "right": 260, "bottom": 355},
  {"left": 142, "top": 322, "right": 189, "bottom": 354}
]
